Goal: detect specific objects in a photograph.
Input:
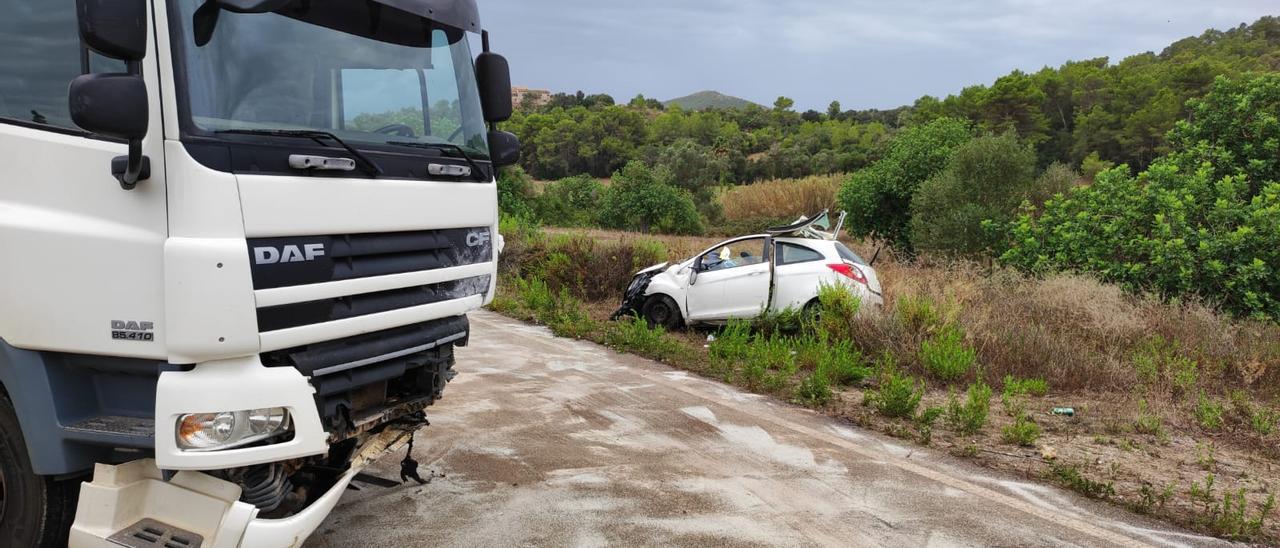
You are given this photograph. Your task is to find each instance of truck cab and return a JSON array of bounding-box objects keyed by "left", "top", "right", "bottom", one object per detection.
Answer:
[{"left": 0, "top": 0, "right": 515, "bottom": 545}]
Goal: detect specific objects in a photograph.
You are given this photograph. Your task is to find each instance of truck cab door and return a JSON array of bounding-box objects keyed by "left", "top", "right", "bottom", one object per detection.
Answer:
[{"left": 685, "top": 237, "right": 771, "bottom": 321}]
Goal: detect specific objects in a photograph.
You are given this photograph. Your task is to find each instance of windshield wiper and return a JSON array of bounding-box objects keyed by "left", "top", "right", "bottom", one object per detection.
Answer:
[
  {"left": 386, "top": 141, "right": 487, "bottom": 182},
  {"left": 215, "top": 129, "right": 384, "bottom": 177}
]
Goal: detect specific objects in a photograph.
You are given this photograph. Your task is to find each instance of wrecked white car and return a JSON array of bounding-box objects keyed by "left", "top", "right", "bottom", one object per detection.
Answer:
[{"left": 613, "top": 211, "right": 884, "bottom": 329}]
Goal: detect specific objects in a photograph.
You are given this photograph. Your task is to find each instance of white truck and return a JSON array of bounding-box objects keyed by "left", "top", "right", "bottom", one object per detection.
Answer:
[{"left": 0, "top": 0, "right": 516, "bottom": 545}]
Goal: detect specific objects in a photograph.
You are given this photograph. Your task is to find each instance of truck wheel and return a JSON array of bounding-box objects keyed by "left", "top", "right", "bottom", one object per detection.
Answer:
[
  {"left": 642, "top": 295, "right": 682, "bottom": 331},
  {"left": 0, "top": 392, "right": 80, "bottom": 547}
]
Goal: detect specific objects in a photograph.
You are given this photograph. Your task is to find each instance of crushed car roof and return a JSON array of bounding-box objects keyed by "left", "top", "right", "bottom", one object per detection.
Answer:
[{"left": 766, "top": 210, "right": 846, "bottom": 240}]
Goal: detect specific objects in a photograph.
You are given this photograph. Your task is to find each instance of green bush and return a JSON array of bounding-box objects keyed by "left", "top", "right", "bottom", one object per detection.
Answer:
[
  {"left": 1079, "top": 151, "right": 1114, "bottom": 181},
  {"left": 868, "top": 360, "right": 925, "bottom": 419},
  {"left": 909, "top": 133, "right": 1039, "bottom": 257},
  {"left": 947, "top": 381, "right": 992, "bottom": 435},
  {"left": 1000, "top": 74, "right": 1280, "bottom": 320},
  {"left": 838, "top": 118, "right": 972, "bottom": 251},
  {"left": 818, "top": 340, "right": 870, "bottom": 386},
  {"left": 919, "top": 326, "right": 977, "bottom": 382},
  {"left": 795, "top": 371, "right": 833, "bottom": 406},
  {"left": 709, "top": 320, "right": 753, "bottom": 363},
  {"left": 1002, "top": 415, "right": 1041, "bottom": 446},
  {"left": 814, "top": 283, "right": 862, "bottom": 339},
  {"left": 1195, "top": 392, "right": 1225, "bottom": 431},
  {"left": 598, "top": 161, "right": 704, "bottom": 235},
  {"left": 535, "top": 175, "right": 605, "bottom": 227},
  {"left": 497, "top": 166, "right": 537, "bottom": 218},
  {"left": 916, "top": 406, "right": 945, "bottom": 445}
]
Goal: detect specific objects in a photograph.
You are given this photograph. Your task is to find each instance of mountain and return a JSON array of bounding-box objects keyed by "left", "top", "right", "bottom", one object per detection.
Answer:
[{"left": 664, "top": 90, "right": 759, "bottom": 111}]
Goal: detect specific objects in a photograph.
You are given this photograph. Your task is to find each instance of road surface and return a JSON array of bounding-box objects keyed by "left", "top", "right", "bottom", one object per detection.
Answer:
[{"left": 307, "top": 311, "right": 1225, "bottom": 547}]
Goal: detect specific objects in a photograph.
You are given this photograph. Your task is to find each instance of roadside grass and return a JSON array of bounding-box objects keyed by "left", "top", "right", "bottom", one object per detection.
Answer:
[{"left": 491, "top": 224, "right": 1280, "bottom": 543}]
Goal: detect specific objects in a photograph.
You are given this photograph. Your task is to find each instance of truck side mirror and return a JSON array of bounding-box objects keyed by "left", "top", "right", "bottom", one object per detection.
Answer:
[
  {"left": 70, "top": 0, "right": 150, "bottom": 190},
  {"left": 476, "top": 52, "right": 513, "bottom": 123},
  {"left": 76, "top": 0, "right": 148, "bottom": 60},
  {"left": 488, "top": 130, "right": 520, "bottom": 167}
]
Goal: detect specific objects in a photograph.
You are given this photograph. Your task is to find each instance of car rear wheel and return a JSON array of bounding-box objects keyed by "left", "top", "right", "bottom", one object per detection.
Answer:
[
  {"left": 0, "top": 391, "right": 80, "bottom": 547},
  {"left": 642, "top": 295, "right": 683, "bottom": 331},
  {"left": 802, "top": 299, "right": 822, "bottom": 326}
]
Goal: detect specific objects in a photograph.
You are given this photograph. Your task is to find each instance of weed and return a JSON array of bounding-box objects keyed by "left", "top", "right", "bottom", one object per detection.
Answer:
[
  {"left": 1134, "top": 483, "right": 1174, "bottom": 514},
  {"left": 1134, "top": 399, "right": 1166, "bottom": 440},
  {"left": 1002, "top": 415, "right": 1041, "bottom": 446},
  {"left": 1049, "top": 464, "right": 1115, "bottom": 499},
  {"left": 1001, "top": 375, "right": 1049, "bottom": 417},
  {"left": 1188, "top": 473, "right": 1277, "bottom": 540},
  {"left": 920, "top": 326, "right": 977, "bottom": 382},
  {"left": 604, "top": 316, "right": 681, "bottom": 359},
  {"left": 1195, "top": 392, "right": 1225, "bottom": 431},
  {"left": 896, "top": 294, "right": 952, "bottom": 334},
  {"left": 708, "top": 320, "right": 753, "bottom": 363},
  {"left": 916, "top": 406, "right": 945, "bottom": 445},
  {"left": 817, "top": 340, "right": 870, "bottom": 386},
  {"left": 755, "top": 306, "right": 805, "bottom": 337},
  {"left": 1131, "top": 335, "right": 1198, "bottom": 395},
  {"left": 1196, "top": 442, "right": 1217, "bottom": 471},
  {"left": 794, "top": 370, "right": 833, "bottom": 407},
  {"left": 1228, "top": 390, "right": 1280, "bottom": 436},
  {"left": 516, "top": 277, "right": 556, "bottom": 317},
  {"left": 867, "top": 362, "right": 924, "bottom": 419},
  {"left": 946, "top": 381, "right": 992, "bottom": 435},
  {"left": 815, "top": 283, "right": 863, "bottom": 339}
]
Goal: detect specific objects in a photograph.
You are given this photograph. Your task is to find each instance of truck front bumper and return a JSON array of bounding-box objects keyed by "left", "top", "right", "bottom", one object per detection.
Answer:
[{"left": 69, "top": 424, "right": 417, "bottom": 548}]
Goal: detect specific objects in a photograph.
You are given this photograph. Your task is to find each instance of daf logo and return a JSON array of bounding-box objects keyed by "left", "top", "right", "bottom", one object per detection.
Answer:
[
  {"left": 466, "top": 230, "right": 491, "bottom": 248},
  {"left": 254, "top": 243, "right": 326, "bottom": 265}
]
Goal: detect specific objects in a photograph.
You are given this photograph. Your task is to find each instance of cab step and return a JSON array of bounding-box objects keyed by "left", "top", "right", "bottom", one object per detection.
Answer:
[{"left": 107, "top": 518, "right": 203, "bottom": 548}]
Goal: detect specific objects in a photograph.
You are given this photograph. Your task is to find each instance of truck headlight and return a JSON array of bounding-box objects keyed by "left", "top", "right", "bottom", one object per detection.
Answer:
[{"left": 176, "top": 408, "right": 291, "bottom": 452}]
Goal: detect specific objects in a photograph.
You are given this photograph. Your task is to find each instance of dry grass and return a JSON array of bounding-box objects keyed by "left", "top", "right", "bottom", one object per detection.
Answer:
[{"left": 720, "top": 174, "right": 846, "bottom": 221}]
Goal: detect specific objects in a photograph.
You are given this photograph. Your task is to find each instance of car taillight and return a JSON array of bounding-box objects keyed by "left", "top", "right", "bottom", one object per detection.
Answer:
[{"left": 827, "top": 263, "right": 867, "bottom": 285}]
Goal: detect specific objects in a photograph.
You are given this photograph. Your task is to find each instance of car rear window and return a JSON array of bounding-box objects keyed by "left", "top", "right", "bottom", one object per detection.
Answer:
[
  {"left": 835, "top": 242, "right": 867, "bottom": 265},
  {"left": 776, "top": 242, "right": 824, "bottom": 265}
]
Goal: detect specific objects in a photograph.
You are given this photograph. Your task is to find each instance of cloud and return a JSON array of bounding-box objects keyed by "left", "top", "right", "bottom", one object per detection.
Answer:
[{"left": 482, "top": 0, "right": 1276, "bottom": 110}]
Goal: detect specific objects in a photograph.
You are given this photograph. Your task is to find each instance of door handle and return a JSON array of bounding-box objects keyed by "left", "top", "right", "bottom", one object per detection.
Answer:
[{"left": 747, "top": 271, "right": 765, "bottom": 277}]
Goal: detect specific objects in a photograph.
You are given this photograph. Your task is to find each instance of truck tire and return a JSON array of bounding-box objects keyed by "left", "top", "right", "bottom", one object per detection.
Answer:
[
  {"left": 642, "top": 295, "right": 683, "bottom": 331},
  {"left": 0, "top": 391, "right": 80, "bottom": 547}
]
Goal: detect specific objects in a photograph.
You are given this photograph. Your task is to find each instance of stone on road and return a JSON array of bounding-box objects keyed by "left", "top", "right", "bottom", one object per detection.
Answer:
[{"left": 307, "top": 311, "right": 1223, "bottom": 547}]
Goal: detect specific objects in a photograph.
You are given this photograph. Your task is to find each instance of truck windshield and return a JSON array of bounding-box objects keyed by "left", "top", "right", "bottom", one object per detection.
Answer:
[{"left": 168, "top": 0, "right": 489, "bottom": 159}]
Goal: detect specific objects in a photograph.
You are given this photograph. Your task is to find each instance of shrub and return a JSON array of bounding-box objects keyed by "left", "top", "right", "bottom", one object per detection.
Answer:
[
  {"left": 1130, "top": 335, "right": 1198, "bottom": 395},
  {"left": 839, "top": 117, "right": 972, "bottom": 250},
  {"left": 818, "top": 340, "right": 870, "bottom": 386},
  {"left": 1032, "top": 162, "right": 1079, "bottom": 204},
  {"left": 1002, "top": 415, "right": 1041, "bottom": 446},
  {"left": 1000, "top": 75, "right": 1280, "bottom": 320},
  {"left": 1050, "top": 464, "right": 1115, "bottom": 499},
  {"left": 895, "top": 293, "right": 953, "bottom": 334},
  {"left": 920, "top": 326, "right": 977, "bottom": 382},
  {"left": 1195, "top": 393, "right": 1226, "bottom": 431},
  {"left": 1229, "top": 390, "right": 1280, "bottom": 436},
  {"left": 535, "top": 175, "right": 605, "bottom": 227},
  {"left": 916, "top": 406, "right": 945, "bottom": 445},
  {"left": 709, "top": 320, "right": 753, "bottom": 363},
  {"left": 868, "top": 361, "right": 925, "bottom": 419},
  {"left": 795, "top": 371, "right": 833, "bottom": 406},
  {"left": 598, "top": 161, "right": 704, "bottom": 235},
  {"left": 1079, "top": 151, "right": 1114, "bottom": 181},
  {"left": 1134, "top": 399, "right": 1166, "bottom": 438},
  {"left": 947, "top": 381, "right": 992, "bottom": 435},
  {"left": 815, "top": 283, "right": 863, "bottom": 339},
  {"left": 910, "top": 133, "right": 1039, "bottom": 257},
  {"left": 497, "top": 166, "right": 537, "bottom": 218}
]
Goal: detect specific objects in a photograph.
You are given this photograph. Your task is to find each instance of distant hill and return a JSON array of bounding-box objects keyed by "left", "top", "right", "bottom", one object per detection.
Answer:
[{"left": 664, "top": 90, "right": 759, "bottom": 111}]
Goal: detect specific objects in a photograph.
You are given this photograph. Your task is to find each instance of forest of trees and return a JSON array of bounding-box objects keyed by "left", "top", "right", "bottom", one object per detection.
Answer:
[{"left": 504, "top": 17, "right": 1280, "bottom": 185}]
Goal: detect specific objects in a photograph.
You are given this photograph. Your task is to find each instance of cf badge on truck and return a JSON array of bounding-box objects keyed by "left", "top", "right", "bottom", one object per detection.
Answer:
[
  {"left": 112, "top": 320, "right": 154, "bottom": 342},
  {"left": 466, "top": 230, "right": 491, "bottom": 248}
]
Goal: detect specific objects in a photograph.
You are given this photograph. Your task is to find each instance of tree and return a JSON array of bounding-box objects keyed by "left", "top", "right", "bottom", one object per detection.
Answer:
[
  {"left": 598, "top": 162, "right": 704, "bottom": 235},
  {"left": 1000, "top": 74, "right": 1280, "bottom": 320},
  {"left": 773, "top": 96, "right": 795, "bottom": 111},
  {"left": 910, "top": 133, "right": 1038, "bottom": 257},
  {"left": 838, "top": 118, "right": 973, "bottom": 250},
  {"left": 535, "top": 175, "right": 605, "bottom": 227},
  {"left": 827, "top": 101, "right": 842, "bottom": 120},
  {"left": 653, "top": 139, "right": 729, "bottom": 221}
]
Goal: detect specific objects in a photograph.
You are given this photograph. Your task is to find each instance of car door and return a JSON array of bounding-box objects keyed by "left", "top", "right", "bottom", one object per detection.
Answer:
[
  {"left": 772, "top": 241, "right": 828, "bottom": 311},
  {"left": 685, "top": 237, "right": 771, "bottom": 320}
]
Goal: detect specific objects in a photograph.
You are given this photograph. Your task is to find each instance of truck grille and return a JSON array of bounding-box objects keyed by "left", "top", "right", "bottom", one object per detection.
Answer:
[
  {"left": 247, "top": 227, "right": 493, "bottom": 290},
  {"left": 256, "top": 275, "right": 490, "bottom": 332}
]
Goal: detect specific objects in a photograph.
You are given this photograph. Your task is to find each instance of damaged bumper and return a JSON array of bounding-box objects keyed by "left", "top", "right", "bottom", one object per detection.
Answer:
[
  {"left": 68, "top": 424, "right": 418, "bottom": 548},
  {"left": 610, "top": 263, "right": 668, "bottom": 320}
]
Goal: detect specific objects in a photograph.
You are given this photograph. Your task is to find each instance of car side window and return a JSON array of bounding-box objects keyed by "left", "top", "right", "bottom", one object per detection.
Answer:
[
  {"left": 0, "top": 0, "right": 126, "bottom": 130},
  {"left": 776, "top": 242, "right": 824, "bottom": 265},
  {"left": 700, "top": 238, "right": 767, "bottom": 272}
]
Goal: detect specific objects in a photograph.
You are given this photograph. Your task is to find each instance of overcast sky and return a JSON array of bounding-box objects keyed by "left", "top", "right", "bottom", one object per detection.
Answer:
[{"left": 480, "top": 1, "right": 1278, "bottom": 111}]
